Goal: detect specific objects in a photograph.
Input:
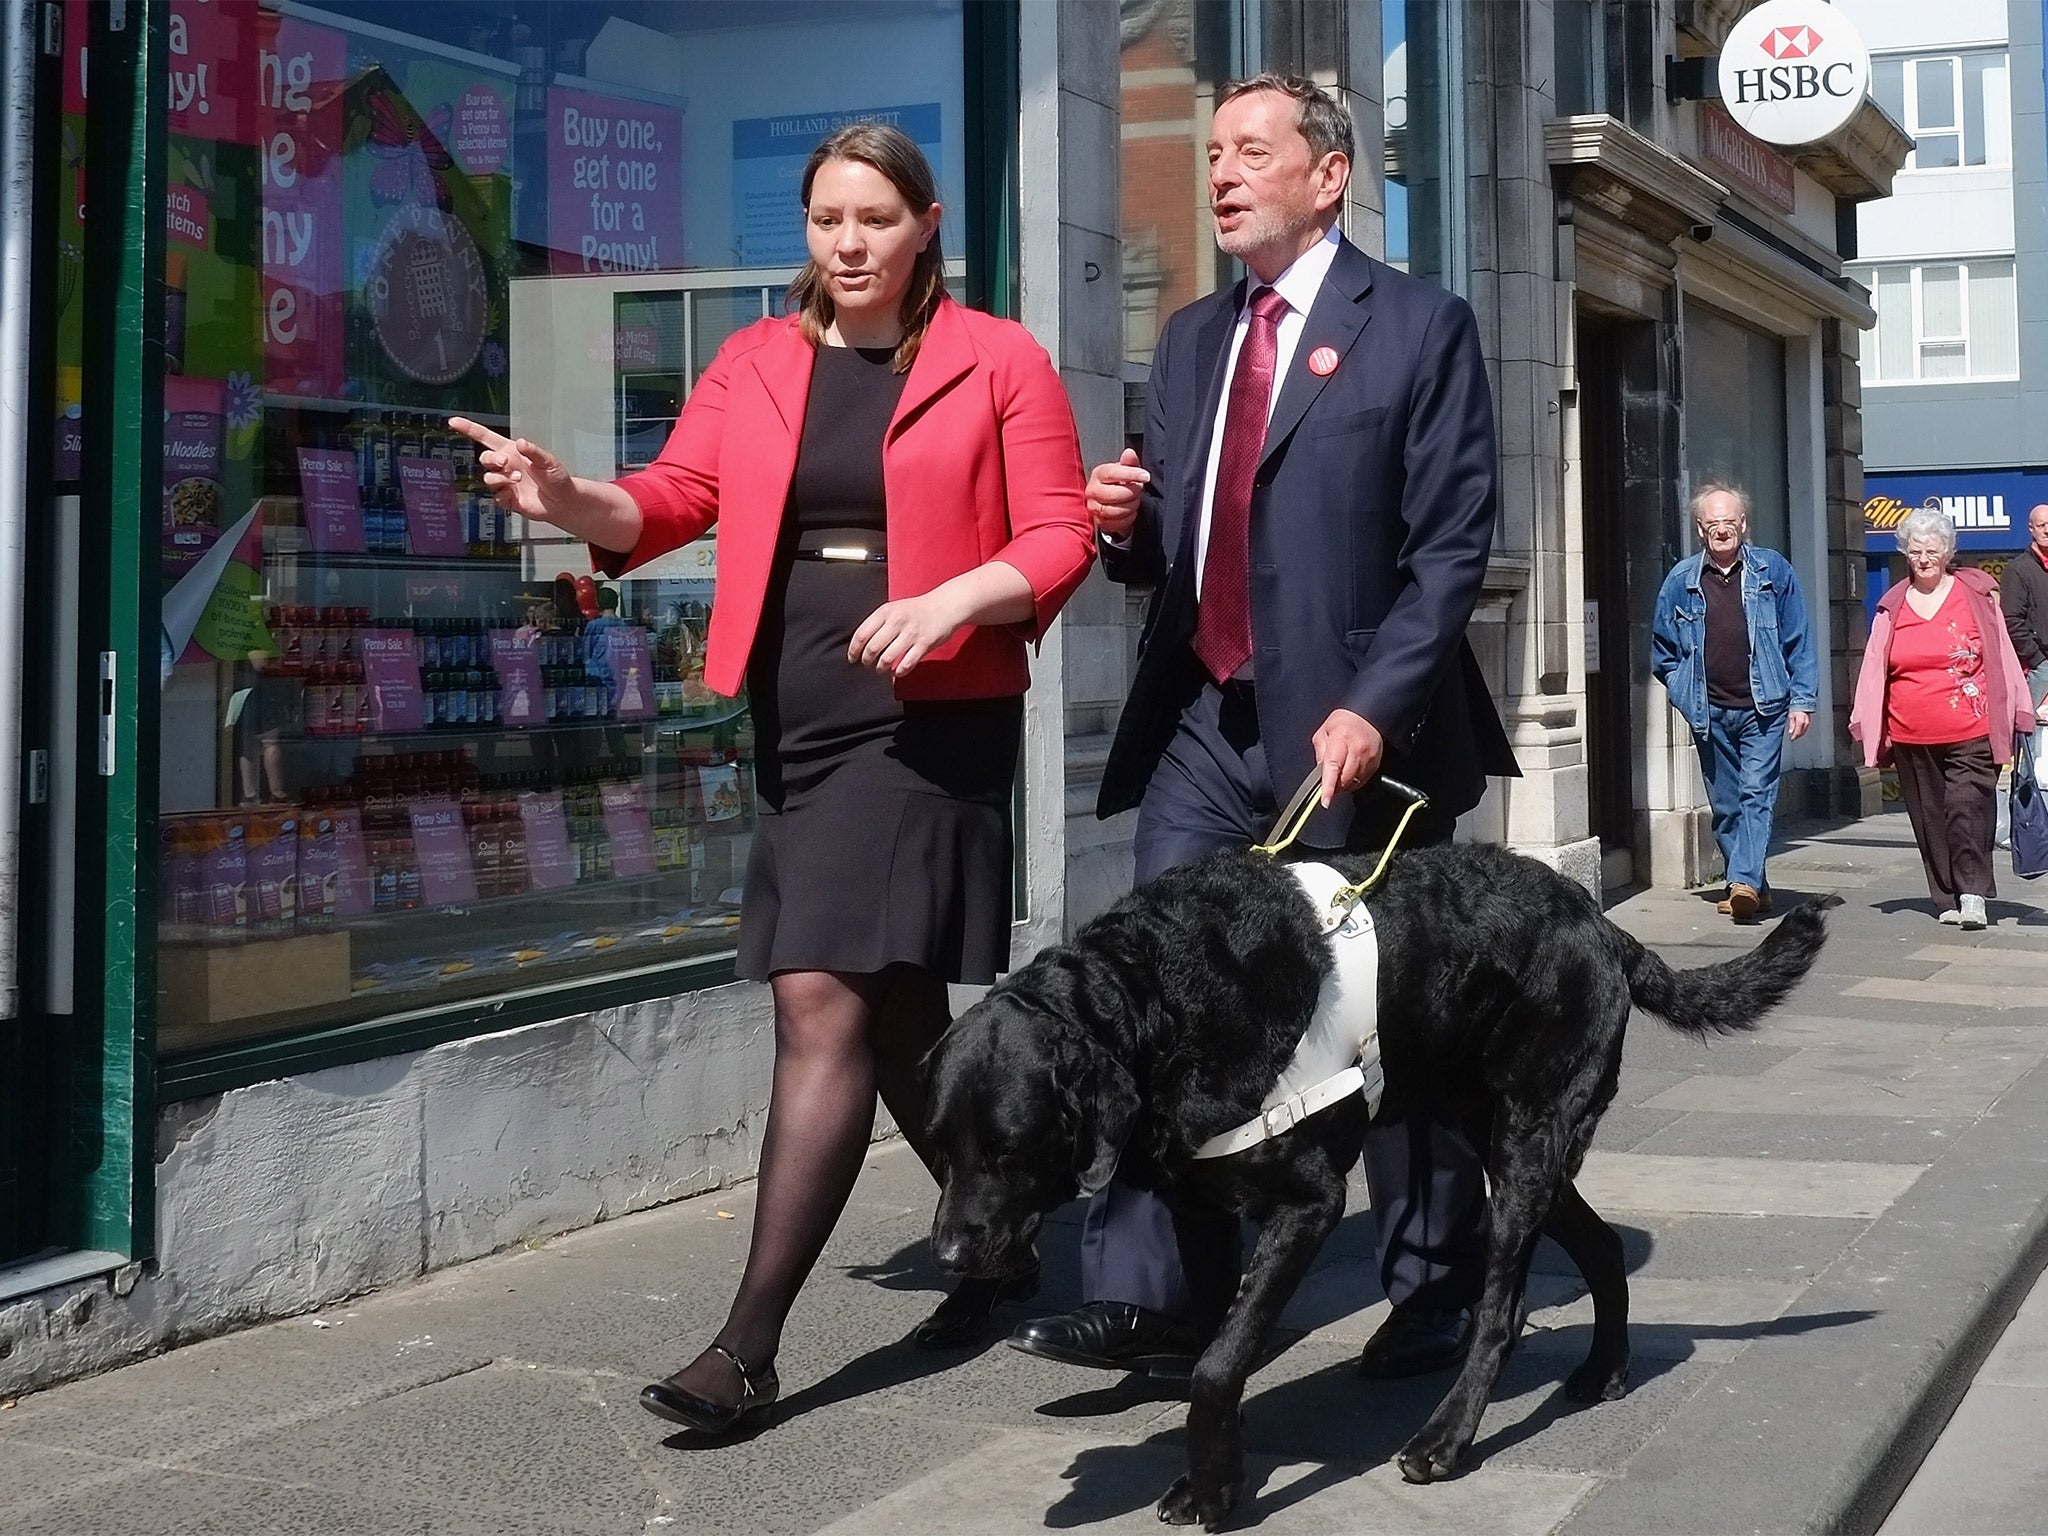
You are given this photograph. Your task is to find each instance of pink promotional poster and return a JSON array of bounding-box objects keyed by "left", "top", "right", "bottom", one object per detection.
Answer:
[
  {"left": 546, "top": 86, "right": 684, "bottom": 275},
  {"left": 255, "top": 13, "right": 348, "bottom": 399}
]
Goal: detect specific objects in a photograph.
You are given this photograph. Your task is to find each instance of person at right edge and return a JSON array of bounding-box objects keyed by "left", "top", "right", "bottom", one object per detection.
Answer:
[{"left": 1007, "top": 74, "right": 1518, "bottom": 1385}]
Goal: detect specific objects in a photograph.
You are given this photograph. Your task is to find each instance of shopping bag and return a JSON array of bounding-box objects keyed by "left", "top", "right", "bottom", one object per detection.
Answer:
[{"left": 2012, "top": 733, "right": 2048, "bottom": 879}]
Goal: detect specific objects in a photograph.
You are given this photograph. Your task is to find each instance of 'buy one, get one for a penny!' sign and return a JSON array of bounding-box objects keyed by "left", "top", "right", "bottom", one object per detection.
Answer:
[{"left": 547, "top": 87, "right": 683, "bottom": 275}]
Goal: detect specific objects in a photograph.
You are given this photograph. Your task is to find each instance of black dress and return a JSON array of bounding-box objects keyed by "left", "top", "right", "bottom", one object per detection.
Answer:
[{"left": 736, "top": 343, "right": 1021, "bottom": 983}]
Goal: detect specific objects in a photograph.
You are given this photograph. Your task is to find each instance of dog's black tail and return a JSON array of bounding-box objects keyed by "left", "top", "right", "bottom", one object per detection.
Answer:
[{"left": 1620, "top": 895, "right": 1840, "bottom": 1039}]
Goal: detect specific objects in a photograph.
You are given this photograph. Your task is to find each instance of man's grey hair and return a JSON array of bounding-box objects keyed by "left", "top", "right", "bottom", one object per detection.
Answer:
[
  {"left": 1688, "top": 480, "right": 1752, "bottom": 523},
  {"left": 1896, "top": 505, "right": 1958, "bottom": 557},
  {"left": 1218, "top": 72, "right": 1356, "bottom": 164}
]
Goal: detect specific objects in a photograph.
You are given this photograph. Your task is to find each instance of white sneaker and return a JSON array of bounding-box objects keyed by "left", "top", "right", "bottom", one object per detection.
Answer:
[
  {"left": 1960, "top": 894, "right": 1988, "bottom": 930},
  {"left": 1938, "top": 908, "right": 1963, "bottom": 925}
]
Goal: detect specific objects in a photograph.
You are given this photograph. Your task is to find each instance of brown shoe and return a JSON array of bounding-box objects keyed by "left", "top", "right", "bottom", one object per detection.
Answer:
[{"left": 1726, "top": 883, "right": 1760, "bottom": 921}]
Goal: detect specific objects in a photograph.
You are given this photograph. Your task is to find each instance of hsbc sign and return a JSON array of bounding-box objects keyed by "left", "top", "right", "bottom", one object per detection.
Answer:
[{"left": 1719, "top": 0, "right": 1871, "bottom": 146}]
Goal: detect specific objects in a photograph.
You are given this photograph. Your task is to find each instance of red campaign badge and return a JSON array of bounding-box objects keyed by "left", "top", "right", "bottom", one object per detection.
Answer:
[{"left": 1307, "top": 346, "right": 1340, "bottom": 377}]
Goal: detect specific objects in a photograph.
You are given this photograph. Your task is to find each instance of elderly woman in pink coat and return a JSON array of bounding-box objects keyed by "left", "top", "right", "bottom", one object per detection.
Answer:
[{"left": 1850, "top": 507, "right": 2039, "bottom": 928}]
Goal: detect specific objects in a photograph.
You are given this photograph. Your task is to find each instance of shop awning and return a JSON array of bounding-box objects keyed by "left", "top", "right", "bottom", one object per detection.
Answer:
[{"left": 1864, "top": 467, "right": 2048, "bottom": 552}]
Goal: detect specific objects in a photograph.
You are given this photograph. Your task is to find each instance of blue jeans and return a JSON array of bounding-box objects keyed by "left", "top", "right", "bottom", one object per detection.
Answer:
[{"left": 1700, "top": 706, "right": 1788, "bottom": 892}]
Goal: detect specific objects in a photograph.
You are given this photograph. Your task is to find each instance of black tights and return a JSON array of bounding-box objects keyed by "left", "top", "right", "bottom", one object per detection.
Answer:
[{"left": 663, "top": 964, "right": 952, "bottom": 1405}]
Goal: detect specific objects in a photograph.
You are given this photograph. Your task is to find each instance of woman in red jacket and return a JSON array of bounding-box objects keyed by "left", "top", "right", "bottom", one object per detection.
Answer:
[{"left": 452, "top": 125, "right": 1092, "bottom": 1433}]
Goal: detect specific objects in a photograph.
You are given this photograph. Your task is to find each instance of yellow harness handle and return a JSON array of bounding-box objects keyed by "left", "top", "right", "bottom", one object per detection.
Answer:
[
  {"left": 1252, "top": 769, "right": 1432, "bottom": 913},
  {"left": 1249, "top": 769, "right": 1326, "bottom": 857}
]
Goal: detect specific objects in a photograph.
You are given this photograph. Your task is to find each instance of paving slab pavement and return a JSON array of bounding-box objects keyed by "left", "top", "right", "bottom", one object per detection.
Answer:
[
  {"left": 1880, "top": 1269, "right": 2048, "bottom": 1536},
  {"left": 2, "top": 811, "right": 2045, "bottom": 1536}
]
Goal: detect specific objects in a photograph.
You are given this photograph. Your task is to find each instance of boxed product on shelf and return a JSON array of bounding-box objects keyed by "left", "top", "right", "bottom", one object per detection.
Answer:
[
  {"left": 245, "top": 808, "right": 300, "bottom": 936},
  {"left": 198, "top": 812, "right": 248, "bottom": 944},
  {"left": 159, "top": 929, "right": 352, "bottom": 1033},
  {"left": 681, "top": 755, "right": 753, "bottom": 828}
]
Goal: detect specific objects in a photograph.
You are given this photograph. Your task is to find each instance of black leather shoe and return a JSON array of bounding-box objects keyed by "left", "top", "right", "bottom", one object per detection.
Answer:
[
  {"left": 639, "top": 1344, "right": 779, "bottom": 1434},
  {"left": 1007, "top": 1301, "right": 1200, "bottom": 1376},
  {"left": 912, "top": 1266, "right": 1042, "bottom": 1350},
  {"left": 1356, "top": 1306, "right": 1470, "bottom": 1379}
]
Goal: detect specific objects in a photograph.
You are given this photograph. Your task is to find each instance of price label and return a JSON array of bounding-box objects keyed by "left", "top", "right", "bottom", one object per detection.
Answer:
[{"left": 408, "top": 797, "right": 479, "bottom": 906}]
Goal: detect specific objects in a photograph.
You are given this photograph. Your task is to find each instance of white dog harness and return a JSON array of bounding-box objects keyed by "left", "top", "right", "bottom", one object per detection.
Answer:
[{"left": 1191, "top": 861, "right": 1385, "bottom": 1159}]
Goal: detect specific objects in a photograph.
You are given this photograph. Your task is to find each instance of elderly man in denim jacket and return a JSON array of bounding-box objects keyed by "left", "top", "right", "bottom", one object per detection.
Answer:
[{"left": 1651, "top": 483, "right": 1818, "bottom": 921}]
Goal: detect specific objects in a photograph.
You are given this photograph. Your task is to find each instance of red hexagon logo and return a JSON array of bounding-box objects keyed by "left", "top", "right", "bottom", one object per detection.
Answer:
[{"left": 1763, "top": 24, "right": 1822, "bottom": 60}]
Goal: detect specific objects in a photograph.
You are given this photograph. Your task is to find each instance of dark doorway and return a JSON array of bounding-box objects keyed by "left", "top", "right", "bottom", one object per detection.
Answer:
[{"left": 1578, "top": 316, "right": 1636, "bottom": 884}]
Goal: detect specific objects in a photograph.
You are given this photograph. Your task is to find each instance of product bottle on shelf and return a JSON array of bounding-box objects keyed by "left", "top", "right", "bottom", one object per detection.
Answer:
[
  {"left": 335, "top": 666, "right": 360, "bottom": 734},
  {"left": 390, "top": 412, "right": 421, "bottom": 470},
  {"left": 304, "top": 665, "right": 332, "bottom": 737},
  {"left": 366, "top": 414, "right": 394, "bottom": 497}
]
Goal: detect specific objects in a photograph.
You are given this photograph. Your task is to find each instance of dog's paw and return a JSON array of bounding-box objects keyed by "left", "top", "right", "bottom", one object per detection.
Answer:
[
  {"left": 1565, "top": 1356, "right": 1630, "bottom": 1403},
  {"left": 1156, "top": 1473, "right": 1238, "bottom": 1530},
  {"left": 1395, "top": 1431, "right": 1465, "bottom": 1485}
]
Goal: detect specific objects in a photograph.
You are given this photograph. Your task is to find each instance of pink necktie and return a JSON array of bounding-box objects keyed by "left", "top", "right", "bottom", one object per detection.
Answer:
[{"left": 1194, "top": 286, "right": 1290, "bottom": 683}]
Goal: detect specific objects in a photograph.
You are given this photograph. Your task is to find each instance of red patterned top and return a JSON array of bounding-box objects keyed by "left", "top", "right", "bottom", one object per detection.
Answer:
[{"left": 1885, "top": 582, "right": 1990, "bottom": 745}]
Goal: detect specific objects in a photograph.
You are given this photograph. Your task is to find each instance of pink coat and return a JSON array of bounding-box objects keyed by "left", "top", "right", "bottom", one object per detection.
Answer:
[{"left": 1848, "top": 567, "right": 2035, "bottom": 767}]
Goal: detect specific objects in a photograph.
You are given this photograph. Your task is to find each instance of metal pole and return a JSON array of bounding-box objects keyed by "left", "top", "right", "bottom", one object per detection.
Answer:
[{"left": 0, "top": 0, "right": 38, "bottom": 1020}]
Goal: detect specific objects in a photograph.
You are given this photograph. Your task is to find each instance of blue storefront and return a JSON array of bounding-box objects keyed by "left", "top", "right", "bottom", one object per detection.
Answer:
[{"left": 1862, "top": 466, "right": 2048, "bottom": 618}]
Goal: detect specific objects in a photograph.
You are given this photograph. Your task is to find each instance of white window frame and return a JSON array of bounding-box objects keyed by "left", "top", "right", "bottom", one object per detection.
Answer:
[
  {"left": 1874, "top": 48, "right": 2011, "bottom": 173},
  {"left": 1852, "top": 257, "right": 2021, "bottom": 385}
]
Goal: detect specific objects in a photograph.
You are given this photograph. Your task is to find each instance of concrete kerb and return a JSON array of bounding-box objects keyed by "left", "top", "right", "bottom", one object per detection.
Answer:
[{"left": 1562, "top": 1027, "right": 2048, "bottom": 1536}]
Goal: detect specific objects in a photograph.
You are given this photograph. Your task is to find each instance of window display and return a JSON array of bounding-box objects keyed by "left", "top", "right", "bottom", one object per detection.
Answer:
[{"left": 134, "top": 0, "right": 968, "bottom": 1054}]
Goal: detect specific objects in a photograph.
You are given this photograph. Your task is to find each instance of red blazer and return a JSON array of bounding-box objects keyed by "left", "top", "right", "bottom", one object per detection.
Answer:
[{"left": 598, "top": 297, "right": 1094, "bottom": 701}]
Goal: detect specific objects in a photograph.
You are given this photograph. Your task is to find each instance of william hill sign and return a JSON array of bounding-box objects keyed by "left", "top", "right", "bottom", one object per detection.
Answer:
[{"left": 1720, "top": 0, "right": 1871, "bottom": 147}]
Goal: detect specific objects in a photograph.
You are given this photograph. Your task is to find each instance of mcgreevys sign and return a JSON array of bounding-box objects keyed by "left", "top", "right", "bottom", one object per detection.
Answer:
[
  {"left": 1864, "top": 468, "right": 2048, "bottom": 552},
  {"left": 1721, "top": 0, "right": 1871, "bottom": 147}
]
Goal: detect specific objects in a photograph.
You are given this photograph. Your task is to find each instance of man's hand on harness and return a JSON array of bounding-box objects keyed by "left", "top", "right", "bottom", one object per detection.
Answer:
[{"left": 1313, "top": 708, "right": 1385, "bottom": 808}]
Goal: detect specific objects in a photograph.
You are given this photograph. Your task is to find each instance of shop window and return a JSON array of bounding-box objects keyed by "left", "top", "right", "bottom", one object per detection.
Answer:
[
  {"left": 1383, "top": 0, "right": 1464, "bottom": 292},
  {"left": 140, "top": 0, "right": 968, "bottom": 1055},
  {"left": 1871, "top": 51, "right": 2010, "bottom": 171},
  {"left": 1853, "top": 259, "right": 2019, "bottom": 384}
]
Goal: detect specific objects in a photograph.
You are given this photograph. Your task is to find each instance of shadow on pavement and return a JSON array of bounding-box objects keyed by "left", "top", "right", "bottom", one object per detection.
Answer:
[
  {"left": 1041, "top": 1304, "right": 1879, "bottom": 1530},
  {"left": 1874, "top": 896, "right": 2048, "bottom": 926}
]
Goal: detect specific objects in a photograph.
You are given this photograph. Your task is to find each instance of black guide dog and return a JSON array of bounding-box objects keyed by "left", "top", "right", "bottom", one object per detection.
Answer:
[{"left": 925, "top": 841, "right": 1833, "bottom": 1529}]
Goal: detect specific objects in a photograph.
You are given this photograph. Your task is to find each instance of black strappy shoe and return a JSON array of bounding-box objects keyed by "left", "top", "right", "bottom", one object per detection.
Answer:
[
  {"left": 638, "top": 1344, "right": 779, "bottom": 1434},
  {"left": 911, "top": 1265, "right": 1043, "bottom": 1350}
]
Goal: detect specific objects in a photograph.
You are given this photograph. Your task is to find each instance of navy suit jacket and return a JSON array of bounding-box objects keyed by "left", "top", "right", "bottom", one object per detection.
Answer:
[{"left": 1099, "top": 238, "right": 1518, "bottom": 845}]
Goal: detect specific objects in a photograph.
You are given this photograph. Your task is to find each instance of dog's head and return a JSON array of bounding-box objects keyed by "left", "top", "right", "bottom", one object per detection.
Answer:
[{"left": 924, "top": 987, "right": 1139, "bottom": 1279}]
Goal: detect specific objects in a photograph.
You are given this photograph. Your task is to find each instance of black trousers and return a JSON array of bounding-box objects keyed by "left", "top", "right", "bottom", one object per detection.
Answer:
[
  {"left": 1079, "top": 674, "right": 1491, "bottom": 1334},
  {"left": 1892, "top": 737, "right": 1999, "bottom": 908}
]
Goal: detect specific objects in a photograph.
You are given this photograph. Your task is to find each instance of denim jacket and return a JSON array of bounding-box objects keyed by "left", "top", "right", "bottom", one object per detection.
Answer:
[{"left": 1650, "top": 544, "right": 1818, "bottom": 738}]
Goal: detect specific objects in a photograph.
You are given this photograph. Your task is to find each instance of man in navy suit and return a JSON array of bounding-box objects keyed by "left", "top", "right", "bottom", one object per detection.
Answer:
[{"left": 1009, "top": 74, "right": 1517, "bottom": 1380}]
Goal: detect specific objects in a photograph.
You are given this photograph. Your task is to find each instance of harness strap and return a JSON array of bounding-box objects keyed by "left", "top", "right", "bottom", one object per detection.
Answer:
[{"left": 1191, "top": 1039, "right": 1386, "bottom": 1159}]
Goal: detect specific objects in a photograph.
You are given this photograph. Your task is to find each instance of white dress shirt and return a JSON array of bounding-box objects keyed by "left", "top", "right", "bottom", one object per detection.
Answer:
[{"left": 1192, "top": 226, "right": 1341, "bottom": 598}]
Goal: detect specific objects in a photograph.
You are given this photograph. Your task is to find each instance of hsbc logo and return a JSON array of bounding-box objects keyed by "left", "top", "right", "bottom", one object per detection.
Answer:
[
  {"left": 1719, "top": 0, "right": 1871, "bottom": 147},
  {"left": 1762, "top": 25, "right": 1822, "bottom": 61},
  {"left": 1729, "top": 60, "right": 1859, "bottom": 106}
]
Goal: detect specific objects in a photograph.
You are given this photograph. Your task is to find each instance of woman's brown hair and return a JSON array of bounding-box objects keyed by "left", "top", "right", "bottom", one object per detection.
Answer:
[{"left": 784, "top": 123, "right": 945, "bottom": 373}]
